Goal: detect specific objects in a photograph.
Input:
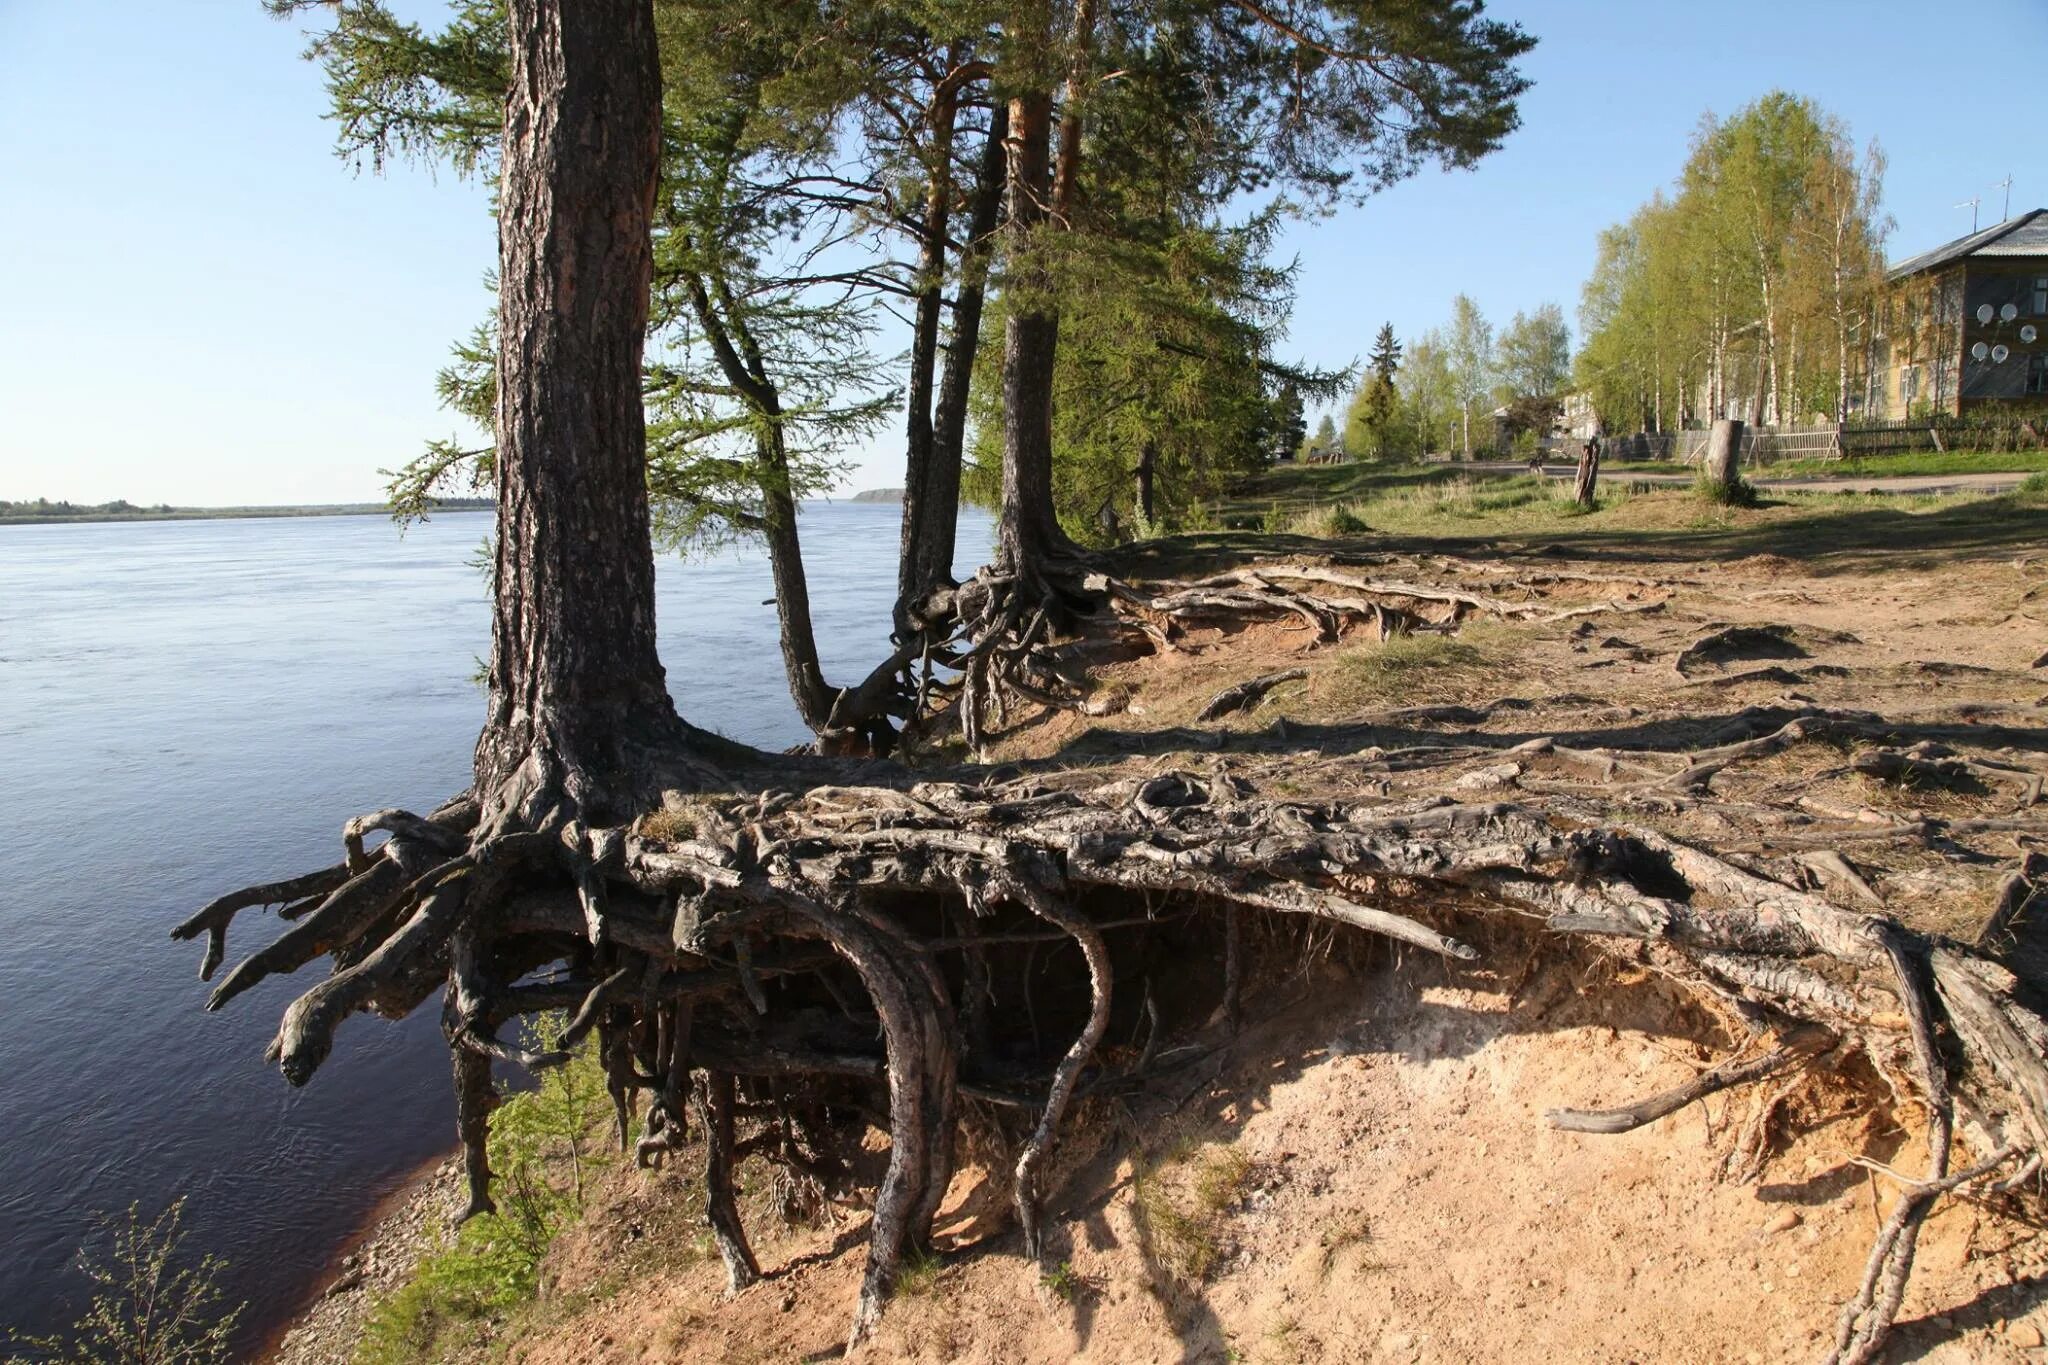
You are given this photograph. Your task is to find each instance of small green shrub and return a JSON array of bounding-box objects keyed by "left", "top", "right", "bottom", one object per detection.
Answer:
[
  {"left": 355, "top": 1017, "right": 612, "bottom": 1365},
  {"left": 4, "top": 1200, "right": 242, "bottom": 1365},
  {"left": 1286, "top": 503, "right": 1371, "bottom": 538},
  {"left": 1039, "top": 1260, "right": 1083, "bottom": 1302}
]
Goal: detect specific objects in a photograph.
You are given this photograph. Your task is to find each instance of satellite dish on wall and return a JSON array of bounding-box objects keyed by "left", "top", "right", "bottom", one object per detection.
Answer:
[
  {"left": 2002, "top": 302, "right": 2020, "bottom": 322},
  {"left": 1973, "top": 341, "right": 1992, "bottom": 361},
  {"left": 1993, "top": 344, "right": 2011, "bottom": 364},
  {"left": 2024, "top": 325, "right": 2040, "bottom": 344},
  {"left": 1979, "top": 303, "right": 1997, "bottom": 324}
]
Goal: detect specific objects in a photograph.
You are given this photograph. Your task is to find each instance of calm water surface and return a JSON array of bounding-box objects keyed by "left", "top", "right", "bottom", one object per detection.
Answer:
[{"left": 0, "top": 501, "right": 989, "bottom": 1350}]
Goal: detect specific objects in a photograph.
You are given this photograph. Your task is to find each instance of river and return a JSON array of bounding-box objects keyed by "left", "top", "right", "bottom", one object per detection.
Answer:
[{"left": 0, "top": 500, "right": 990, "bottom": 1352}]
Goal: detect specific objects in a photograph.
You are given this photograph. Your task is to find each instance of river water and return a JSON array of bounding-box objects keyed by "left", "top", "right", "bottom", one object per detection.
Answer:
[{"left": 0, "top": 500, "right": 989, "bottom": 1351}]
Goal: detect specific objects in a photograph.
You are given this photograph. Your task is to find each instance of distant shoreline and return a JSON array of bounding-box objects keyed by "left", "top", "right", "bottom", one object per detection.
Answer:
[
  {"left": 1, "top": 492, "right": 913, "bottom": 526},
  {"left": 0, "top": 500, "right": 492, "bottom": 527}
]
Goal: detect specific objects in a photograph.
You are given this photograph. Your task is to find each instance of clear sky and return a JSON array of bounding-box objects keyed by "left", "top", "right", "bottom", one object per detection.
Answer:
[{"left": 1, "top": 0, "right": 2041, "bottom": 506}]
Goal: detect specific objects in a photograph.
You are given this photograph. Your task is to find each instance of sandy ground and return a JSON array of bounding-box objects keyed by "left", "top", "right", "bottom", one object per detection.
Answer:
[
  {"left": 274, "top": 493, "right": 2048, "bottom": 1364},
  {"left": 494, "top": 952, "right": 2048, "bottom": 1365}
]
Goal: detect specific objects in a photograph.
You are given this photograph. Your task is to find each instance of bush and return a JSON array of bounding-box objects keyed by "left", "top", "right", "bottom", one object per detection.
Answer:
[
  {"left": 1286, "top": 503, "right": 1370, "bottom": 538},
  {"left": 356, "top": 1018, "right": 611, "bottom": 1365},
  {"left": 5, "top": 1200, "right": 242, "bottom": 1365}
]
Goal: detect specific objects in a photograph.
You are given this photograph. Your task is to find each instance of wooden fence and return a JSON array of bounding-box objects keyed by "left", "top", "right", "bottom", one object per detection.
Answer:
[{"left": 1543, "top": 414, "right": 2044, "bottom": 466}]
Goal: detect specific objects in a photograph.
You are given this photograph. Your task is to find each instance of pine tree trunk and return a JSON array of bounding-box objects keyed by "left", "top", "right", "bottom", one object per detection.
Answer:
[
  {"left": 1136, "top": 439, "right": 1156, "bottom": 526},
  {"left": 477, "top": 0, "right": 678, "bottom": 821},
  {"left": 997, "top": 87, "right": 1066, "bottom": 573},
  {"left": 904, "top": 102, "right": 1007, "bottom": 624},
  {"left": 895, "top": 89, "right": 960, "bottom": 623},
  {"left": 760, "top": 430, "right": 834, "bottom": 731}
]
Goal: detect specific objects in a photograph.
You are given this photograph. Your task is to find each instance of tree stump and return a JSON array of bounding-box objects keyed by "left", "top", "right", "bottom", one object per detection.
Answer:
[
  {"left": 1573, "top": 439, "right": 1600, "bottom": 509},
  {"left": 1704, "top": 418, "right": 1745, "bottom": 497}
]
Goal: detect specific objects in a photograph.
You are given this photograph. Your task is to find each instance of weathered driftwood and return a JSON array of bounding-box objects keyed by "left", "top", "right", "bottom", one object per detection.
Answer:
[{"left": 1197, "top": 667, "right": 1308, "bottom": 720}]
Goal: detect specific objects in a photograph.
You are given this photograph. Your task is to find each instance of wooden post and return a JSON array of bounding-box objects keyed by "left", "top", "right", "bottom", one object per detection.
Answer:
[{"left": 1705, "top": 418, "right": 1745, "bottom": 496}]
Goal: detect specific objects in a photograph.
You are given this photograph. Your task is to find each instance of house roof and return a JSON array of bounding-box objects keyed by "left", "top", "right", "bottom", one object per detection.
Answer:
[{"left": 1888, "top": 208, "right": 2048, "bottom": 280}]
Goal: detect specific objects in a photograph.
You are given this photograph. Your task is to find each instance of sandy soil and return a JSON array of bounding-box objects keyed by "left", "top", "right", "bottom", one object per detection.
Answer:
[
  {"left": 275, "top": 499, "right": 2048, "bottom": 1364},
  {"left": 499, "top": 952, "right": 2048, "bottom": 1364}
]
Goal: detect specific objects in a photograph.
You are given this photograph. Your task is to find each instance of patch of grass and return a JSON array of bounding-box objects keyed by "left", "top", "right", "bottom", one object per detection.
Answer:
[
  {"left": 1761, "top": 448, "right": 2048, "bottom": 479},
  {"left": 1318, "top": 623, "right": 1519, "bottom": 711},
  {"left": 1264, "top": 1313, "right": 1303, "bottom": 1363},
  {"left": 1274, "top": 472, "right": 1635, "bottom": 540},
  {"left": 1285, "top": 503, "right": 1371, "bottom": 538},
  {"left": 893, "top": 1244, "right": 944, "bottom": 1299},
  {"left": 1316, "top": 1209, "right": 1379, "bottom": 1277},
  {"left": 1694, "top": 474, "right": 1758, "bottom": 507},
  {"left": 1131, "top": 1142, "right": 1253, "bottom": 1285}
]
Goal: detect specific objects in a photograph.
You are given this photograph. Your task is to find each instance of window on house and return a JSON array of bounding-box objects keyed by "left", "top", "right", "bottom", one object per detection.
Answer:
[
  {"left": 2029, "top": 353, "right": 2048, "bottom": 395},
  {"left": 2035, "top": 276, "right": 2048, "bottom": 317},
  {"left": 1901, "top": 364, "right": 1920, "bottom": 404}
]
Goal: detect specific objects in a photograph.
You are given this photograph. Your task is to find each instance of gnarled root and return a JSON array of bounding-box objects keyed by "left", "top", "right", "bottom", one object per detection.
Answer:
[{"left": 182, "top": 745, "right": 2048, "bottom": 1358}]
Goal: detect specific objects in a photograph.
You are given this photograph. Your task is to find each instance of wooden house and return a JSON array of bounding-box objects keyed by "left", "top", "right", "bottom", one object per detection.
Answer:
[{"left": 1865, "top": 208, "right": 2048, "bottom": 419}]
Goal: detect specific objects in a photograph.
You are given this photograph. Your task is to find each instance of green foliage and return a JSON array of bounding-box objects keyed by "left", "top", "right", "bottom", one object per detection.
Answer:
[
  {"left": 4, "top": 1200, "right": 241, "bottom": 1365},
  {"left": 1576, "top": 93, "right": 1889, "bottom": 431},
  {"left": 270, "top": 0, "right": 508, "bottom": 178},
  {"left": 1039, "top": 1260, "right": 1083, "bottom": 1303},
  {"left": 354, "top": 1019, "right": 611, "bottom": 1365},
  {"left": 1494, "top": 303, "right": 1570, "bottom": 401},
  {"left": 1446, "top": 293, "right": 1494, "bottom": 455},
  {"left": 1394, "top": 334, "right": 1457, "bottom": 455},
  {"left": 966, "top": 204, "right": 1345, "bottom": 544},
  {"left": 1271, "top": 384, "right": 1308, "bottom": 465},
  {"left": 1341, "top": 321, "right": 1404, "bottom": 457},
  {"left": 1694, "top": 474, "right": 1759, "bottom": 508}
]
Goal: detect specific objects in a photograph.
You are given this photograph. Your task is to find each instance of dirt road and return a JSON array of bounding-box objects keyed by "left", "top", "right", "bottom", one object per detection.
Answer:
[{"left": 1461, "top": 459, "right": 2032, "bottom": 496}]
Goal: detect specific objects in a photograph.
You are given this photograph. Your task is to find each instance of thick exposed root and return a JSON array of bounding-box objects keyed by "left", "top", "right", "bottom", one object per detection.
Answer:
[
  {"left": 180, "top": 697, "right": 2048, "bottom": 1355},
  {"left": 913, "top": 555, "right": 1667, "bottom": 752}
]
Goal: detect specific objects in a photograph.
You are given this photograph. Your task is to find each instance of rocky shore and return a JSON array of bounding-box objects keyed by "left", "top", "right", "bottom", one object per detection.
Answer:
[{"left": 266, "top": 1157, "right": 461, "bottom": 1365}]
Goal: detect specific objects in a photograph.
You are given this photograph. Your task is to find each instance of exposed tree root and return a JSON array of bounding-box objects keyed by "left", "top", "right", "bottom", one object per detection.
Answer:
[
  {"left": 908, "top": 553, "right": 1669, "bottom": 753},
  {"left": 182, "top": 730, "right": 2048, "bottom": 1356}
]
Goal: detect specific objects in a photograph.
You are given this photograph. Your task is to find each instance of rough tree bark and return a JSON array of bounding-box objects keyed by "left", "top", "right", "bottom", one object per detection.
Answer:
[
  {"left": 476, "top": 0, "right": 684, "bottom": 827},
  {"left": 899, "top": 96, "right": 1009, "bottom": 632},
  {"left": 1705, "top": 417, "right": 1746, "bottom": 499},
  {"left": 996, "top": 81, "right": 1068, "bottom": 576},
  {"left": 1135, "top": 438, "right": 1156, "bottom": 527},
  {"left": 1573, "top": 438, "right": 1600, "bottom": 509},
  {"left": 895, "top": 80, "right": 963, "bottom": 625}
]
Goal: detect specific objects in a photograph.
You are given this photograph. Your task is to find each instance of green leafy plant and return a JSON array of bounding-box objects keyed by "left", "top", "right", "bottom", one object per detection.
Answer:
[
  {"left": 4, "top": 1199, "right": 242, "bottom": 1365},
  {"left": 355, "top": 1017, "right": 612, "bottom": 1365}
]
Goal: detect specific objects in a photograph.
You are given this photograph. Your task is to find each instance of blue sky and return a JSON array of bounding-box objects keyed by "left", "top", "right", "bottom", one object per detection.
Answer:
[{"left": 2, "top": 0, "right": 2041, "bottom": 505}]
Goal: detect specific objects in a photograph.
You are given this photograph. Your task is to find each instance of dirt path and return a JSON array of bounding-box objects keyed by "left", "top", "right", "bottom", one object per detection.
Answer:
[{"left": 1460, "top": 459, "right": 2033, "bottom": 496}]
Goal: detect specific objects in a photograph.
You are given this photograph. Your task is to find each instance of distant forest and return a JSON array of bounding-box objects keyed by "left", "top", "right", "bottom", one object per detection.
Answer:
[{"left": 0, "top": 496, "right": 495, "bottom": 524}]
